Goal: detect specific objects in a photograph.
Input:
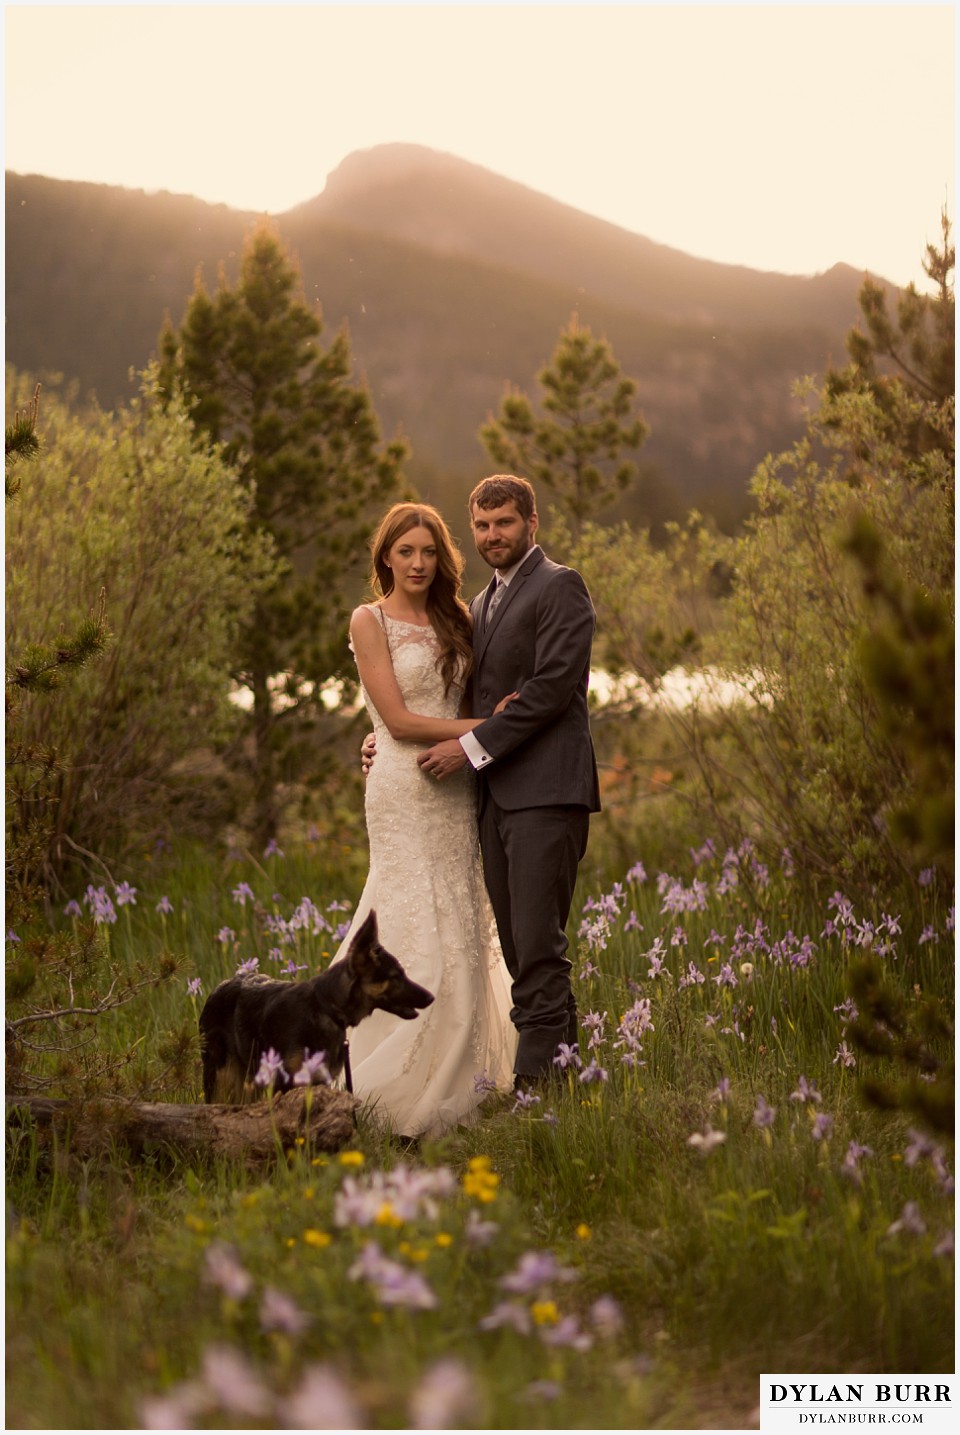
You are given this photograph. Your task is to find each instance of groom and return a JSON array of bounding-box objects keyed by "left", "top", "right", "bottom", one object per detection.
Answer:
[{"left": 417, "top": 474, "right": 601, "bottom": 1085}]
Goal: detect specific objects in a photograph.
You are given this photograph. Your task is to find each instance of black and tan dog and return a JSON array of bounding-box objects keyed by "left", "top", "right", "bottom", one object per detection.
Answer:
[{"left": 198, "top": 910, "right": 433, "bottom": 1103}]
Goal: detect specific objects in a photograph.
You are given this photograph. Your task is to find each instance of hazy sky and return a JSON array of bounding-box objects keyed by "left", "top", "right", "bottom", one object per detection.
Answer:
[{"left": 4, "top": 3, "right": 955, "bottom": 288}]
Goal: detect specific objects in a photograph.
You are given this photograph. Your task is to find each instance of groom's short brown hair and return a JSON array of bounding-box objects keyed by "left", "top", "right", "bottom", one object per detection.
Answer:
[{"left": 469, "top": 474, "right": 537, "bottom": 521}]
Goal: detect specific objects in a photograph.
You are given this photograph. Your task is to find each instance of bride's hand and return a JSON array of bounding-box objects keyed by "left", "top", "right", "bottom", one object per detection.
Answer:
[{"left": 493, "top": 690, "right": 520, "bottom": 715}]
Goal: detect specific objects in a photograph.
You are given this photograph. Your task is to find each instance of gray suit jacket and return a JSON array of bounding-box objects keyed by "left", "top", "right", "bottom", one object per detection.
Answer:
[{"left": 468, "top": 546, "right": 601, "bottom": 812}]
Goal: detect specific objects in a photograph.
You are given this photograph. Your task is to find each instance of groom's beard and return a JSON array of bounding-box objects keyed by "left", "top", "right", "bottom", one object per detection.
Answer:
[{"left": 479, "top": 536, "right": 533, "bottom": 572}]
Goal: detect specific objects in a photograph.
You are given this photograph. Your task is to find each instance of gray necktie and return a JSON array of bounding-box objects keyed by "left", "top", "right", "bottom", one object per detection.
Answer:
[{"left": 486, "top": 577, "right": 506, "bottom": 626}]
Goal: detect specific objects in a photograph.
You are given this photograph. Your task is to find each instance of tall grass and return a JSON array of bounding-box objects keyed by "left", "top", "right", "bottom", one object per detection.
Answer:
[{"left": 5, "top": 834, "right": 954, "bottom": 1429}]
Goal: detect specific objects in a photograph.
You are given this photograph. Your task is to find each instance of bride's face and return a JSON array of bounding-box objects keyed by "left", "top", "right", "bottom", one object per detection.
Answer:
[{"left": 387, "top": 525, "right": 439, "bottom": 597}]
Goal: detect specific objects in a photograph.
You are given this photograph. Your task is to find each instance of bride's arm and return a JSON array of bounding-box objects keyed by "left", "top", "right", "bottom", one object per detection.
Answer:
[{"left": 350, "top": 606, "right": 482, "bottom": 743}]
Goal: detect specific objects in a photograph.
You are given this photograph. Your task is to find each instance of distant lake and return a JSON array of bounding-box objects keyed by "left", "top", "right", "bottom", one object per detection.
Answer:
[
  {"left": 230, "top": 667, "right": 762, "bottom": 716},
  {"left": 588, "top": 666, "right": 763, "bottom": 712}
]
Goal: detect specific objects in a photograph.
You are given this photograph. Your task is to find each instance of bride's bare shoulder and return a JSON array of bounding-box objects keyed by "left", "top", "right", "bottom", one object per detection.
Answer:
[{"left": 349, "top": 604, "right": 388, "bottom": 643}]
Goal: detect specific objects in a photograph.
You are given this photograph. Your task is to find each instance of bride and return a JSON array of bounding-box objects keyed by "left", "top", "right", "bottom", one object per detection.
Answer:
[{"left": 332, "top": 502, "right": 516, "bottom": 1138}]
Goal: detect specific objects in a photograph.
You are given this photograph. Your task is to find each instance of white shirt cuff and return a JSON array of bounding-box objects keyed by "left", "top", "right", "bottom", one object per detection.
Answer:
[{"left": 459, "top": 730, "right": 494, "bottom": 769}]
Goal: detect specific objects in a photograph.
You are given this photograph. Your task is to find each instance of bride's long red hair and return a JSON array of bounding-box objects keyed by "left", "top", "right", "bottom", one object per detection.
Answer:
[{"left": 370, "top": 503, "right": 473, "bottom": 694}]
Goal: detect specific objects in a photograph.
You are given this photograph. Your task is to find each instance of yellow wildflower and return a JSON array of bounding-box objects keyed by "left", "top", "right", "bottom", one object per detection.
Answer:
[
  {"left": 575, "top": 1223, "right": 592, "bottom": 1241},
  {"left": 303, "top": 1229, "right": 332, "bottom": 1248},
  {"left": 184, "top": 1214, "right": 208, "bottom": 1234},
  {"left": 531, "top": 1300, "right": 559, "bottom": 1326},
  {"left": 435, "top": 1232, "right": 453, "bottom": 1248},
  {"left": 339, "top": 1150, "right": 365, "bottom": 1167},
  {"left": 462, "top": 1156, "right": 500, "bottom": 1202},
  {"left": 375, "top": 1202, "right": 403, "bottom": 1229}
]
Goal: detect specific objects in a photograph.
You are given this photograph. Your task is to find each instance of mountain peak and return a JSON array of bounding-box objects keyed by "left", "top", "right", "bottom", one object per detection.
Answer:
[{"left": 321, "top": 142, "right": 484, "bottom": 196}]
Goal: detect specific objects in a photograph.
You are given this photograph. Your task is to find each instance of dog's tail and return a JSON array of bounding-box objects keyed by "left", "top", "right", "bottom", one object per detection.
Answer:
[{"left": 199, "top": 1020, "right": 230, "bottom": 1104}]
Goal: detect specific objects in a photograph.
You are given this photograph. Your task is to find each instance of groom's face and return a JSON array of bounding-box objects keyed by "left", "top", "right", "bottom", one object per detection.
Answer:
[{"left": 470, "top": 501, "right": 538, "bottom": 572}]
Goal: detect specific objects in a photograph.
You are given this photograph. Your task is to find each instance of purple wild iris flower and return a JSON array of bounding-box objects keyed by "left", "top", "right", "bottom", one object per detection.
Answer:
[
  {"left": 254, "top": 1048, "right": 289, "bottom": 1088},
  {"left": 500, "top": 1250, "right": 576, "bottom": 1295},
  {"left": 811, "top": 1112, "right": 834, "bottom": 1142},
  {"left": 589, "top": 1295, "right": 624, "bottom": 1337},
  {"left": 200, "top": 1345, "right": 273, "bottom": 1419},
  {"left": 513, "top": 1089, "right": 541, "bottom": 1112},
  {"left": 903, "top": 1128, "right": 940, "bottom": 1167},
  {"left": 348, "top": 1242, "right": 438, "bottom": 1310},
  {"left": 232, "top": 882, "right": 255, "bottom": 906},
  {"left": 553, "top": 1042, "right": 582, "bottom": 1071},
  {"left": 282, "top": 1364, "right": 363, "bottom": 1430},
  {"left": 203, "top": 1241, "right": 253, "bottom": 1300},
  {"left": 789, "top": 1074, "right": 822, "bottom": 1104},
  {"left": 579, "top": 1058, "right": 608, "bottom": 1085},
  {"left": 473, "top": 1070, "right": 498, "bottom": 1094},
  {"left": 479, "top": 1301, "right": 532, "bottom": 1334},
  {"left": 85, "top": 885, "right": 118, "bottom": 925},
  {"left": 260, "top": 1286, "right": 311, "bottom": 1335},
  {"left": 409, "top": 1359, "right": 476, "bottom": 1431},
  {"left": 115, "top": 881, "right": 137, "bottom": 907},
  {"left": 841, "top": 1140, "right": 874, "bottom": 1184},
  {"left": 187, "top": 977, "right": 203, "bottom": 997},
  {"left": 752, "top": 1095, "right": 777, "bottom": 1129},
  {"left": 886, "top": 1201, "right": 927, "bottom": 1237},
  {"left": 541, "top": 1316, "right": 593, "bottom": 1352},
  {"left": 155, "top": 894, "right": 174, "bottom": 915},
  {"left": 63, "top": 899, "right": 82, "bottom": 918},
  {"left": 464, "top": 1210, "right": 500, "bottom": 1248},
  {"left": 294, "top": 1050, "right": 332, "bottom": 1086}
]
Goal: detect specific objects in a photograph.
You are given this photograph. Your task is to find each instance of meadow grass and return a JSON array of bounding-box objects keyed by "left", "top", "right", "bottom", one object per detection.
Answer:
[{"left": 5, "top": 834, "right": 954, "bottom": 1429}]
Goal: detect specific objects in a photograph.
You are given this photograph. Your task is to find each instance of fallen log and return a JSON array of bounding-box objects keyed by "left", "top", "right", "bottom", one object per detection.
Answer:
[{"left": 5, "top": 1086, "right": 359, "bottom": 1162}]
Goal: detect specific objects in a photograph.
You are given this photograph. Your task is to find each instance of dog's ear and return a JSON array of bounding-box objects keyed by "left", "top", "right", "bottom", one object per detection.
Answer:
[{"left": 347, "top": 910, "right": 380, "bottom": 973}]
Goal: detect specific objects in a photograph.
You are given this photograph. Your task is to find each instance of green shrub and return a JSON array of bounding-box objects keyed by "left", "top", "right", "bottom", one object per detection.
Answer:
[{"left": 5, "top": 367, "right": 278, "bottom": 880}]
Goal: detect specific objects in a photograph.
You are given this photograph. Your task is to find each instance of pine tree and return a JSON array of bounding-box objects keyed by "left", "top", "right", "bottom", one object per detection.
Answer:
[
  {"left": 832, "top": 214, "right": 955, "bottom": 874},
  {"left": 826, "top": 207, "right": 955, "bottom": 467},
  {"left": 159, "top": 222, "right": 407, "bottom": 844},
  {"left": 478, "top": 313, "right": 648, "bottom": 539}
]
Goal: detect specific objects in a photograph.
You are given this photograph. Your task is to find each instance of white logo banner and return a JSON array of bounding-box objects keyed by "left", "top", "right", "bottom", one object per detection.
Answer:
[{"left": 761, "top": 1375, "right": 956, "bottom": 1433}]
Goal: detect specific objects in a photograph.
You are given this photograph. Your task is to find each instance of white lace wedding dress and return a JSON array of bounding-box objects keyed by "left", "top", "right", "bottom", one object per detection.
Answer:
[{"left": 332, "top": 608, "right": 516, "bottom": 1138}]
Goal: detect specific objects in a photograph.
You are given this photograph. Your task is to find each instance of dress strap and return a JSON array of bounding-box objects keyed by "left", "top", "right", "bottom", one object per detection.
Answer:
[{"left": 372, "top": 602, "right": 390, "bottom": 654}]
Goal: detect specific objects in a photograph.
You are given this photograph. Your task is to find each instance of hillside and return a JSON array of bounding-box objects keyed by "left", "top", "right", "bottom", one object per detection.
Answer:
[
  {"left": 5, "top": 147, "right": 877, "bottom": 533},
  {"left": 302, "top": 143, "right": 865, "bottom": 331}
]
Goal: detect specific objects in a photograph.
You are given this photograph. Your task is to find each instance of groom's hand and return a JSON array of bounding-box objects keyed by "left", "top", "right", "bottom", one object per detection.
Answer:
[{"left": 418, "top": 739, "right": 467, "bottom": 782}]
